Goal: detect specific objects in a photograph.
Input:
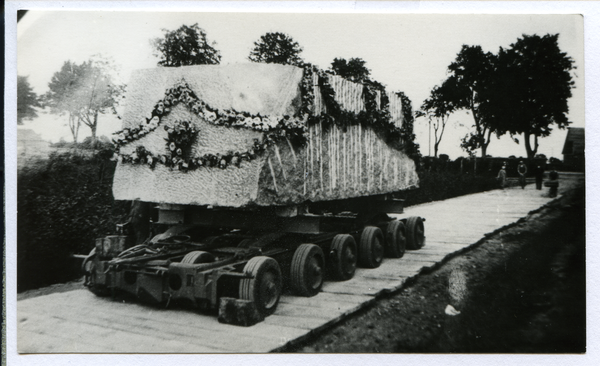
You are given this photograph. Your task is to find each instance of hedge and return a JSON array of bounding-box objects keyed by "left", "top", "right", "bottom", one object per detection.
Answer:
[
  {"left": 17, "top": 148, "right": 129, "bottom": 292},
  {"left": 400, "top": 170, "right": 499, "bottom": 207},
  {"left": 17, "top": 151, "right": 502, "bottom": 292}
]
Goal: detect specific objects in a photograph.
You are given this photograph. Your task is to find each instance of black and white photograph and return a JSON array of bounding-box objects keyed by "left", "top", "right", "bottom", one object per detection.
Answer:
[{"left": 5, "top": 1, "right": 595, "bottom": 364}]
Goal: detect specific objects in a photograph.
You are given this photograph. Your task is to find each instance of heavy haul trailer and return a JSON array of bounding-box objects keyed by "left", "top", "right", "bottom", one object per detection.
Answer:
[{"left": 83, "top": 64, "right": 425, "bottom": 325}]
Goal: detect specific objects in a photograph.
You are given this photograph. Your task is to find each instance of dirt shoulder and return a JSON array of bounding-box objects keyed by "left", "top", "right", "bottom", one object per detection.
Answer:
[
  {"left": 288, "top": 177, "right": 585, "bottom": 353},
  {"left": 17, "top": 278, "right": 85, "bottom": 301}
]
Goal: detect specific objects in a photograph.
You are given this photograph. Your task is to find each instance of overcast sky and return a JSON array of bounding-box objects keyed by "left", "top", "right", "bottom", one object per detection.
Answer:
[{"left": 16, "top": 8, "right": 584, "bottom": 159}]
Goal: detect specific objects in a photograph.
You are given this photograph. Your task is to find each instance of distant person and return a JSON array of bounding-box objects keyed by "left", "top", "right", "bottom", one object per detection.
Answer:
[
  {"left": 517, "top": 161, "right": 528, "bottom": 189},
  {"left": 497, "top": 165, "right": 507, "bottom": 189},
  {"left": 547, "top": 170, "right": 560, "bottom": 198},
  {"left": 535, "top": 165, "right": 544, "bottom": 190}
]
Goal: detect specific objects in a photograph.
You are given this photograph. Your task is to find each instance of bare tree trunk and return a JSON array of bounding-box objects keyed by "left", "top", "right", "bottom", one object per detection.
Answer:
[
  {"left": 480, "top": 128, "right": 492, "bottom": 158},
  {"left": 91, "top": 110, "right": 98, "bottom": 142},
  {"left": 524, "top": 132, "right": 538, "bottom": 160},
  {"left": 68, "top": 113, "right": 80, "bottom": 143}
]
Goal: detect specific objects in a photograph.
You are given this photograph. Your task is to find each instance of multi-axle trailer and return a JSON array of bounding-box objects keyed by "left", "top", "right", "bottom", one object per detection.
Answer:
[{"left": 83, "top": 64, "right": 425, "bottom": 325}]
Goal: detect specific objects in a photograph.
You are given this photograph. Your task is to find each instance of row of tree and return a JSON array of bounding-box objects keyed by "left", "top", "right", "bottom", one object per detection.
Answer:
[
  {"left": 19, "top": 24, "right": 574, "bottom": 162},
  {"left": 18, "top": 55, "right": 125, "bottom": 143},
  {"left": 18, "top": 24, "right": 408, "bottom": 146},
  {"left": 418, "top": 34, "right": 575, "bottom": 160}
]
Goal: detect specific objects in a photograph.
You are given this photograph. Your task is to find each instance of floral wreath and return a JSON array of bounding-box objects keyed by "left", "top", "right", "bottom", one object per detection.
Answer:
[{"left": 113, "top": 65, "right": 410, "bottom": 172}]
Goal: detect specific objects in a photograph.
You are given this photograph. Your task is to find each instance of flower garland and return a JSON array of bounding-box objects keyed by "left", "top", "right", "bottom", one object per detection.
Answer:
[
  {"left": 114, "top": 65, "right": 413, "bottom": 172},
  {"left": 113, "top": 79, "right": 310, "bottom": 171}
]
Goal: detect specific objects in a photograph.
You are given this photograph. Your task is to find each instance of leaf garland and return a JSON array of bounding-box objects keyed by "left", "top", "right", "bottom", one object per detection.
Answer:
[{"left": 309, "top": 69, "right": 405, "bottom": 151}]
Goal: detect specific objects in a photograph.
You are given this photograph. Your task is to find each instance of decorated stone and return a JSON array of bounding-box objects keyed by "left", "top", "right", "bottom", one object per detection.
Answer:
[{"left": 112, "top": 63, "right": 418, "bottom": 208}]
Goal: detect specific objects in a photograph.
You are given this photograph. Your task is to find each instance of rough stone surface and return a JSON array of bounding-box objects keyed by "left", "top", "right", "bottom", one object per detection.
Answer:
[
  {"left": 218, "top": 297, "right": 265, "bottom": 327},
  {"left": 122, "top": 63, "right": 304, "bottom": 127},
  {"left": 255, "top": 123, "right": 418, "bottom": 205},
  {"left": 113, "top": 103, "right": 266, "bottom": 206},
  {"left": 113, "top": 64, "right": 419, "bottom": 207}
]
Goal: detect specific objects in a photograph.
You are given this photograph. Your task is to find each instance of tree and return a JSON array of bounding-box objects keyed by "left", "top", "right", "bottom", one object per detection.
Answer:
[
  {"left": 449, "top": 45, "right": 501, "bottom": 158},
  {"left": 431, "top": 45, "right": 499, "bottom": 157},
  {"left": 248, "top": 32, "right": 304, "bottom": 66},
  {"left": 151, "top": 23, "right": 221, "bottom": 67},
  {"left": 417, "top": 77, "right": 458, "bottom": 157},
  {"left": 396, "top": 92, "right": 421, "bottom": 162},
  {"left": 330, "top": 58, "right": 371, "bottom": 83},
  {"left": 17, "top": 75, "right": 40, "bottom": 124},
  {"left": 44, "top": 56, "right": 125, "bottom": 143},
  {"left": 44, "top": 61, "right": 84, "bottom": 142},
  {"left": 488, "top": 34, "right": 575, "bottom": 160}
]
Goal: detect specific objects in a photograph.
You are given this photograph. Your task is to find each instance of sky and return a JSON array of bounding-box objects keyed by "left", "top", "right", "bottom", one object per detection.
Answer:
[{"left": 16, "top": 10, "right": 584, "bottom": 159}]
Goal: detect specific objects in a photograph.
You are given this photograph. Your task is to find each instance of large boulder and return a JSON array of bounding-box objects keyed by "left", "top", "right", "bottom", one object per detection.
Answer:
[{"left": 112, "top": 64, "right": 418, "bottom": 208}]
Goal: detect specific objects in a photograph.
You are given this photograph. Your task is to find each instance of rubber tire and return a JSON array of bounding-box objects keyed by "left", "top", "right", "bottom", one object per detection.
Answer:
[
  {"left": 329, "top": 234, "right": 357, "bottom": 281},
  {"left": 386, "top": 220, "right": 406, "bottom": 258},
  {"left": 290, "top": 244, "right": 325, "bottom": 297},
  {"left": 181, "top": 251, "right": 215, "bottom": 264},
  {"left": 405, "top": 216, "right": 425, "bottom": 250},
  {"left": 239, "top": 256, "right": 282, "bottom": 316},
  {"left": 358, "top": 226, "right": 385, "bottom": 268}
]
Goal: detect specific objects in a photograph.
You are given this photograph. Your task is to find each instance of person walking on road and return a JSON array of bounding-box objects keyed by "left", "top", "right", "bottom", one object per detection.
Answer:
[
  {"left": 535, "top": 165, "right": 544, "bottom": 190},
  {"left": 518, "top": 161, "right": 528, "bottom": 189},
  {"left": 497, "top": 164, "right": 507, "bottom": 189}
]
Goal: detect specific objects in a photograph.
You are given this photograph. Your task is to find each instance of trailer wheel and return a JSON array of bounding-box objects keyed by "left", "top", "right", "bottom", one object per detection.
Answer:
[
  {"left": 386, "top": 220, "right": 406, "bottom": 258},
  {"left": 359, "top": 226, "right": 384, "bottom": 268},
  {"left": 181, "top": 251, "right": 215, "bottom": 264},
  {"left": 239, "top": 256, "right": 282, "bottom": 316},
  {"left": 329, "top": 234, "right": 357, "bottom": 281},
  {"left": 291, "top": 244, "right": 325, "bottom": 296},
  {"left": 405, "top": 216, "right": 425, "bottom": 250}
]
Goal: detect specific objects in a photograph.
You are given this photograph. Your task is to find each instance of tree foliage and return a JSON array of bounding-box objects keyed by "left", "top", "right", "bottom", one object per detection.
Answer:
[
  {"left": 395, "top": 92, "right": 421, "bottom": 162},
  {"left": 330, "top": 57, "right": 371, "bottom": 83},
  {"left": 248, "top": 32, "right": 304, "bottom": 66},
  {"left": 488, "top": 34, "right": 575, "bottom": 159},
  {"left": 417, "top": 77, "right": 459, "bottom": 157},
  {"left": 43, "top": 56, "right": 125, "bottom": 142},
  {"left": 151, "top": 23, "right": 221, "bottom": 67},
  {"left": 444, "top": 45, "right": 499, "bottom": 157},
  {"left": 17, "top": 75, "right": 40, "bottom": 125},
  {"left": 431, "top": 34, "right": 575, "bottom": 160}
]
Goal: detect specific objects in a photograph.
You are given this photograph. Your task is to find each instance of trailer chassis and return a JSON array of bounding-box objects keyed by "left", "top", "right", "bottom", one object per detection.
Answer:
[{"left": 83, "top": 195, "right": 425, "bottom": 325}]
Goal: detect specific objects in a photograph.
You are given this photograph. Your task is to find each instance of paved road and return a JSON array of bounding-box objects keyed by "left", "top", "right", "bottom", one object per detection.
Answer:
[{"left": 17, "top": 182, "right": 564, "bottom": 353}]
